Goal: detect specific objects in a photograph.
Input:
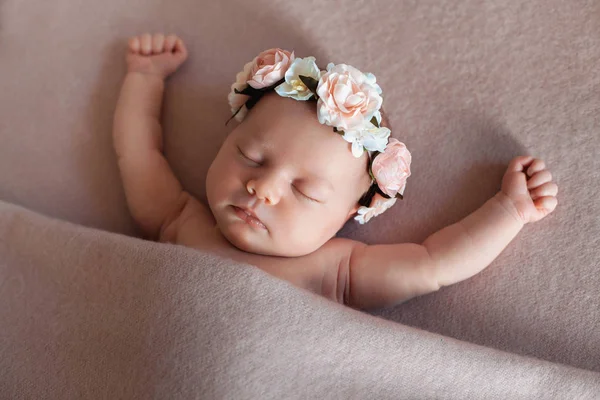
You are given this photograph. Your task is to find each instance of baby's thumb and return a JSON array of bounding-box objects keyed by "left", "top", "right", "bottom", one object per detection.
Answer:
[
  {"left": 503, "top": 171, "right": 528, "bottom": 196},
  {"left": 173, "top": 39, "right": 188, "bottom": 61}
]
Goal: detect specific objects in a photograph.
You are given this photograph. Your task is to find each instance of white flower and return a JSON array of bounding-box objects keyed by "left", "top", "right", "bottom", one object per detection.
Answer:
[
  {"left": 354, "top": 196, "right": 397, "bottom": 224},
  {"left": 275, "top": 57, "right": 321, "bottom": 100},
  {"left": 342, "top": 124, "right": 391, "bottom": 158},
  {"left": 228, "top": 60, "right": 255, "bottom": 122},
  {"left": 363, "top": 72, "right": 382, "bottom": 95}
]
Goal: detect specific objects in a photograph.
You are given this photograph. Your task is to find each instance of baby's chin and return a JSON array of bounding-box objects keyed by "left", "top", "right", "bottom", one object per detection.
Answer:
[
  {"left": 217, "top": 217, "right": 276, "bottom": 255},
  {"left": 217, "top": 219, "right": 318, "bottom": 257}
]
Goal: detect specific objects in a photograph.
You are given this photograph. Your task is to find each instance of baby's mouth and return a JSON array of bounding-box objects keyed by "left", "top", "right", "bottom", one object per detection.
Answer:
[{"left": 231, "top": 206, "right": 267, "bottom": 230}]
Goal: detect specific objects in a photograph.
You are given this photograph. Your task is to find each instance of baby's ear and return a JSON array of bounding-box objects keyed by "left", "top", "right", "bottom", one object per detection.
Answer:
[{"left": 345, "top": 204, "right": 360, "bottom": 223}]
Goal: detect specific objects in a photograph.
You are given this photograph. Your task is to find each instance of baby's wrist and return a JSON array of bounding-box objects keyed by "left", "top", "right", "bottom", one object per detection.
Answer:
[
  {"left": 125, "top": 71, "right": 166, "bottom": 87},
  {"left": 127, "top": 69, "right": 165, "bottom": 80},
  {"left": 493, "top": 192, "right": 526, "bottom": 227}
]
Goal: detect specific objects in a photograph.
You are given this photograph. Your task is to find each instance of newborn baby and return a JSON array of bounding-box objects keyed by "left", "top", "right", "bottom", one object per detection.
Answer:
[{"left": 113, "top": 33, "right": 558, "bottom": 310}]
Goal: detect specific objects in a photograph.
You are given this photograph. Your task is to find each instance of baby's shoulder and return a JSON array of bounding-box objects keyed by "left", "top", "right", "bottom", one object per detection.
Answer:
[
  {"left": 305, "top": 237, "right": 357, "bottom": 304},
  {"left": 159, "top": 192, "right": 215, "bottom": 245}
]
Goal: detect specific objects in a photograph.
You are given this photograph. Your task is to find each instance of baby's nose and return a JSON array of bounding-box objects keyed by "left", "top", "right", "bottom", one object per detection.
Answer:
[{"left": 247, "top": 177, "right": 284, "bottom": 205}]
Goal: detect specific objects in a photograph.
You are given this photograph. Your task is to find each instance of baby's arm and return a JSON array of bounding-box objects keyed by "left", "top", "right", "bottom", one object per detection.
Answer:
[
  {"left": 113, "top": 33, "right": 189, "bottom": 239},
  {"left": 342, "top": 156, "right": 558, "bottom": 310}
]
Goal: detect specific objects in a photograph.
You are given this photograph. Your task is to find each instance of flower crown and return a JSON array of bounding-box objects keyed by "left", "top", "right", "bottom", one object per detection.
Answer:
[{"left": 228, "top": 49, "right": 412, "bottom": 224}]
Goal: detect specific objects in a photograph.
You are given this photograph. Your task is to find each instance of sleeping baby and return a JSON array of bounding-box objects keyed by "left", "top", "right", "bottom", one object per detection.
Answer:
[{"left": 113, "top": 33, "right": 558, "bottom": 309}]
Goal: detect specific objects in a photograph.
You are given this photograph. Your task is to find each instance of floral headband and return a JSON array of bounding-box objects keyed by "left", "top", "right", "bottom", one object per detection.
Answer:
[{"left": 228, "top": 49, "right": 412, "bottom": 224}]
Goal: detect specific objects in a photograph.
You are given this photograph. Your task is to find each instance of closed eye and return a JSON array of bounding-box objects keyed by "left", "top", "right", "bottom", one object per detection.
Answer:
[
  {"left": 237, "top": 146, "right": 260, "bottom": 165},
  {"left": 292, "top": 185, "right": 320, "bottom": 203}
]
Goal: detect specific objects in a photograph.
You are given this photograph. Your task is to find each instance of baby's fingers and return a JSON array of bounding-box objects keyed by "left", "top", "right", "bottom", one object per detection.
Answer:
[
  {"left": 526, "top": 159, "right": 545, "bottom": 176},
  {"left": 527, "top": 170, "right": 552, "bottom": 189},
  {"left": 164, "top": 34, "right": 179, "bottom": 53},
  {"left": 173, "top": 38, "right": 188, "bottom": 60},
  {"left": 140, "top": 33, "right": 153, "bottom": 55},
  {"left": 533, "top": 196, "right": 557, "bottom": 214},
  {"left": 152, "top": 33, "right": 165, "bottom": 54},
  {"left": 507, "top": 156, "right": 535, "bottom": 173},
  {"left": 128, "top": 37, "right": 141, "bottom": 53},
  {"left": 530, "top": 182, "right": 558, "bottom": 200}
]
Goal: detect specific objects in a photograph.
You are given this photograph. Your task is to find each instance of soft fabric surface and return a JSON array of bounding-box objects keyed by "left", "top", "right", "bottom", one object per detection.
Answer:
[
  {"left": 0, "top": 0, "right": 599, "bottom": 392},
  {"left": 1, "top": 201, "right": 599, "bottom": 399}
]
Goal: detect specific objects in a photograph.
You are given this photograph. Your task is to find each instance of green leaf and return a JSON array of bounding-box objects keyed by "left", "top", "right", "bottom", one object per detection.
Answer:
[
  {"left": 370, "top": 115, "right": 380, "bottom": 128},
  {"left": 368, "top": 164, "right": 376, "bottom": 183},
  {"left": 374, "top": 186, "right": 392, "bottom": 199},
  {"left": 226, "top": 107, "right": 243, "bottom": 125},
  {"left": 270, "top": 77, "right": 286, "bottom": 90},
  {"left": 234, "top": 78, "right": 286, "bottom": 96},
  {"left": 234, "top": 85, "right": 262, "bottom": 97},
  {"left": 298, "top": 75, "right": 319, "bottom": 95},
  {"left": 245, "top": 93, "right": 265, "bottom": 111}
]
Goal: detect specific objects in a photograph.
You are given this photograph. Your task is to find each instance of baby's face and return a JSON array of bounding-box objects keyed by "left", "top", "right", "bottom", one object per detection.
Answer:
[{"left": 206, "top": 92, "right": 372, "bottom": 257}]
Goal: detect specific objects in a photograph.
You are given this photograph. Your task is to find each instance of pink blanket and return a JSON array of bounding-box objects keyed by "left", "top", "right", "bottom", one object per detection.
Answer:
[{"left": 1, "top": 201, "right": 599, "bottom": 398}]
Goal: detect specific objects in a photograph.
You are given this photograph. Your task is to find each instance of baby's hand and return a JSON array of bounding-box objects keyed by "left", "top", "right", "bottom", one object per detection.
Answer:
[
  {"left": 126, "top": 33, "right": 188, "bottom": 79},
  {"left": 498, "top": 156, "right": 558, "bottom": 224}
]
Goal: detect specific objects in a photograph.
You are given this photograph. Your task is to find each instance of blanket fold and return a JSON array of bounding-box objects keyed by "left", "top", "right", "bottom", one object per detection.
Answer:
[{"left": 1, "top": 201, "right": 599, "bottom": 399}]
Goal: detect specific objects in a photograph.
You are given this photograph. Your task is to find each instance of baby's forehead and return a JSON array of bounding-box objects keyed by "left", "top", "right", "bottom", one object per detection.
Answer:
[
  {"left": 237, "top": 93, "right": 369, "bottom": 176},
  {"left": 242, "top": 117, "right": 349, "bottom": 160},
  {"left": 239, "top": 124, "right": 368, "bottom": 187}
]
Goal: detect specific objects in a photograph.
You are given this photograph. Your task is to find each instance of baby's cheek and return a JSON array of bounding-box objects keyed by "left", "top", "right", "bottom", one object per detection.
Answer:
[
  {"left": 295, "top": 210, "right": 337, "bottom": 248},
  {"left": 207, "top": 171, "right": 233, "bottom": 209},
  {"left": 272, "top": 212, "right": 305, "bottom": 248},
  {"left": 210, "top": 162, "right": 239, "bottom": 194}
]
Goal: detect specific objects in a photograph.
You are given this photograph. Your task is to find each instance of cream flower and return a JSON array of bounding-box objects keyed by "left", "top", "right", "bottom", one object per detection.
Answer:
[
  {"left": 228, "top": 60, "right": 254, "bottom": 122},
  {"left": 354, "top": 195, "right": 397, "bottom": 224},
  {"left": 275, "top": 57, "right": 321, "bottom": 100},
  {"left": 363, "top": 72, "right": 382, "bottom": 94},
  {"left": 316, "top": 63, "right": 383, "bottom": 131},
  {"left": 247, "top": 48, "right": 295, "bottom": 89},
  {"left": 342, "top": 124, "right": 391, "bottom": 158},
  {"left": 371, "top": 138, "right": 412, "bottom": 197}
]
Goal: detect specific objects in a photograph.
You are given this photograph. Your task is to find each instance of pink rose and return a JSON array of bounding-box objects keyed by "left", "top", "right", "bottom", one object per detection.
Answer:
[
  {"left": 316, "top": 63, "right": 383, "bottom": 130},
  {"left": 247, "top": 48, "right": 295, "bottom": 89},
  {"left": 371, "top": 138, "right": 412, "bottom": 198}
]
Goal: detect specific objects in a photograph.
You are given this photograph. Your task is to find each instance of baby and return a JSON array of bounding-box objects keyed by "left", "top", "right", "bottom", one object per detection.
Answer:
[{"left": 113, "top": 33, "right": 558, "bottom": 310}]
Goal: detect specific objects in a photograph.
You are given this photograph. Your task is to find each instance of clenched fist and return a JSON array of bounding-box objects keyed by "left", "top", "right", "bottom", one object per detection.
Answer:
[
  {"left": 499, "top": 156, "right": 558, "bottom": 224},
  {"left": 126, "top": 33, "right": 188, "bottom": 79}
]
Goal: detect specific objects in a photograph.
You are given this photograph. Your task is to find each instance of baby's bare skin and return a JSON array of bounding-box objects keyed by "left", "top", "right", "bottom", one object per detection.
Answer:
[{"left": 113, "top": 34, "right": 558, "bottom": 310}]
